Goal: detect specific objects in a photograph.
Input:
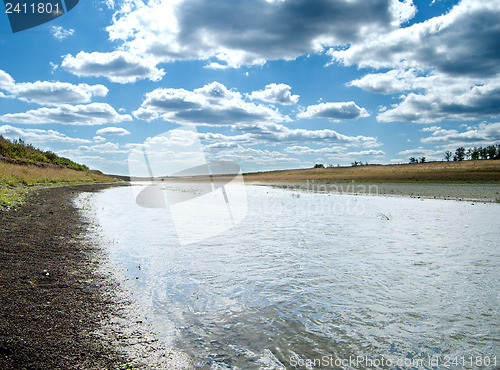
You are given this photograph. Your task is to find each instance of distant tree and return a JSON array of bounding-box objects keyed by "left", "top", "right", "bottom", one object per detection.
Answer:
[
  {"left": 351, "top": 161, "right": 359, "bottom": 166},
  {"left": 14, "top": 138, "right": 25, "bottom": 146},
  {"left": 479, "top": 146, "right": 488, "bottom": 159},
  {"left": 444, "top": 151, "right": 452, "bottom": 161},
  {"left": 419, "top": 157, "right": 426, "bottom": 163},
  {"left": 486, "top": 145, "right": 497, "bottom": 159},
  {"left": 314, "top": 163, "right": 325, "bottom": 168},
  {"left": 470, "top": 147, "right": 480, "bottom": 160},
  {"left": 496, "top": 145, "right": 500, "bottom": 160},
  {"left": 409, "top": 157, "right": 418, "bottom": 164},
  {"left": 466, "top": 148, "right": 472, "bottom": 160},
  {"left": 453, "top": 147, "right": 465, "bottom": 161}
]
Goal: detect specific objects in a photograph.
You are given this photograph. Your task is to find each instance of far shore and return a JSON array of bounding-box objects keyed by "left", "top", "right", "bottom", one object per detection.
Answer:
[
  {"left": 124, "top": 159, "right": 500, "bottom": 202},
  {"left": 239, "top": 160, "right": 500, "bottom": 202},
  {"left": 129, "top": 177, "right": 500, "bottom": 202},
  {"left": 245, "top": 180, "right": 500, "bottom": 202}
]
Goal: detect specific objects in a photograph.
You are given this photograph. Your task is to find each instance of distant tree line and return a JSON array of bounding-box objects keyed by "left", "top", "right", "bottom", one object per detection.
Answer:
[
  {"left": 409, "top": 157, "right": 426, "bottom": 164},
  {"left": 314, "top": 162, "right": 370, "bottom": 168},
  {"left": 350, "top": 161, "right": 369, "bottom": 166},
  {"left": 0, "top": 135, "right": 89, "bottom": 171},
  {"left": 444, "top": 145, "right": 500, "bottom": 162},
  {"left": 408, "top": 145, "right": 500, "bottom": 164}
]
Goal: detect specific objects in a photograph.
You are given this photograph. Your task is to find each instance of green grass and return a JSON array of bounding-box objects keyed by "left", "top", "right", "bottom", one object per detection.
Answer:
[
  {"left": 0, "top": 185, "right": 30, "bottom": 208},
  {"left": 0, "top": 136, "right": 88, "bottom": 170},
  {"left": 0, "top": 163, "right": 117, "bottom": 208},
  {"left": 0, "top": 136, "right": 118, "bottom": 209}
]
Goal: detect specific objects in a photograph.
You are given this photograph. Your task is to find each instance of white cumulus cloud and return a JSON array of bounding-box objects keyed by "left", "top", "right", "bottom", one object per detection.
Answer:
[
  {"left": 0, "top": 125, "right": 92, "bottom": 144},
  {"left": 51, "top": 26, "right": 74, "bottom": 41},
  {"left": 334, "top": 0, "right": 500, "bottom": 123},
  {"left": 248, "top": 83, "right": 299, "bottom": 105},
  {"left": 134, "top": 81, "right": 288, "bottom": 125},
  {"left": 96, "top": 127, "right": 131, "bottom": 136},
  {"left": 0, "top": 69, "right": 108, "bottom": 106},
  {"left": 329, "top": 0, "right": 500, "bottom": 77},
  {"left": 232, "top": 122, "right": 380, "bottom": 147},
  {"left": 107, "top": 0, "right": 415, "bottom": 68},
  {"left": 297, "top": 101, "right": 369, "bottom": 121},
  {"left": 0, "top": 103, "right": 132, "bottom": 126},
  {"left": 420, "top": 122, "right": 500, "bottom": 146},
  {"left": 284, "top": 145, "right": 385, "bottom": 159},
  {"left": 377, "top": 76, "right": 500, "bottom": 123},
  {"left": 348, "top": 69, "right": 418, "bottom": 94},
  {"left": 61, "top": 51, "right": 165, "bottom": 84}
]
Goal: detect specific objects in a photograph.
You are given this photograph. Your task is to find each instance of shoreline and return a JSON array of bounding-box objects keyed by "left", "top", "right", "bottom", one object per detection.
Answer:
[
  {"left": 76, "top": 189, "right": 193, "bottom": 369},
  {"left": 0, "top": 184, "right": 192, "bottom": 369},
  {"left": 0, "top": 181, "right": 122, "bottom": 210},
  {"left": 246, "top": 181, "right": 500, "bottom": 202}
]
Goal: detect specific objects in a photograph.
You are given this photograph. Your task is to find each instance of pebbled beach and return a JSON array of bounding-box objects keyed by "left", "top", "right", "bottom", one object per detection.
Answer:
[{"left": 0, "top": 184, "right": 192, "bottom": 369}]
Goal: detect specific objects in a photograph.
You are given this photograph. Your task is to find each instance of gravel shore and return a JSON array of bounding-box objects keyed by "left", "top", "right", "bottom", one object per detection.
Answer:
[{"left": 0, "top": 184, "right": 192, "bottom": 369}]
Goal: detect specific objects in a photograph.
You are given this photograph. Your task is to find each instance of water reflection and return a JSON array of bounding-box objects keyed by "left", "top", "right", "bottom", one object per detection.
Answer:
[{"left": 80, "top": 185, "right": 500, "bottom": 369}]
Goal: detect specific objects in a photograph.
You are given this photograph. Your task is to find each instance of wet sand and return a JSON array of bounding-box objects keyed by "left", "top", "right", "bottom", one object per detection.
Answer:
[
  {"left": 247, "top": 181, "right": 500, "bottom": 202},
  {"left": 0, "top": 184, "right": 192, "bottom": 369}
]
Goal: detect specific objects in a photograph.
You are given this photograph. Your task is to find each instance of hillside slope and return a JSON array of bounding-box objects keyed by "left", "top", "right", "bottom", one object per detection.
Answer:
[{"left": 0, "top": 136, "right": 115, "bottom": 207}]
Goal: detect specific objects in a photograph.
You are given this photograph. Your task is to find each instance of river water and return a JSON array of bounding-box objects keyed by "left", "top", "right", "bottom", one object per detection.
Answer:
[{"left": 79, "top": 184, "right": 500, "bottom": 369}]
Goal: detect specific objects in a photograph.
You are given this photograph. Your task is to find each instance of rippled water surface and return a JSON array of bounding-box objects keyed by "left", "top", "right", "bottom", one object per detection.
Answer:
[{"left": 81, "top": 185, "right": 500, "bottom": 368}]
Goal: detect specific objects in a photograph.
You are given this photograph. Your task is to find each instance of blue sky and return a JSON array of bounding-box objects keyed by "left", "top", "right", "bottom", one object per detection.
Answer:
[{"left": 1, "top": 0, "right": 499, "bottom": 175}]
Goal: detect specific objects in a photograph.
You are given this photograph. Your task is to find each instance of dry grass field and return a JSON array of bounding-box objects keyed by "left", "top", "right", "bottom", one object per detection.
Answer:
[
  {"left": 0, "top": 136, "right": 118, "bottom": 207},
  {"left": 0, "top": 161, "right": 115, "bottom": 207},
  {"left": 244, "top": 160, "right": 500, "bottom": 183},
  {"left": 0, "top": 161, "right": 111, "bottom": 185}
]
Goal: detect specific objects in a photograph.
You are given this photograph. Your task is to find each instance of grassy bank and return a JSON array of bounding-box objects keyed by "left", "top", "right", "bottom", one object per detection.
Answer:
[
  {"left": 244, "top": 160, "right": 500, "bottom": 184},
  {"left": 0, "top": 136, "right": 117, "bottom": 208},
  {"left": 0, "top": 161, "right": 115, "bottom": 207}
]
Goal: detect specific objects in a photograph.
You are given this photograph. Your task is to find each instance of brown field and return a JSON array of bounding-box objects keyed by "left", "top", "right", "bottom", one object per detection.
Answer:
[{"left": 243, "top": 160, "right": 500, "bottom": 183}]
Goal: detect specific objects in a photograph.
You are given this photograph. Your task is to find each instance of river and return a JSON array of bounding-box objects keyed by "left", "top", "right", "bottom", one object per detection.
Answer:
[{"left": 78, "top": 184, "right": 500, "bottom": 369}]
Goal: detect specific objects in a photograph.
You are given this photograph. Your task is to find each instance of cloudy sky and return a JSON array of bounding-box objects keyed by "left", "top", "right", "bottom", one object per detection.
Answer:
[{"left": 1, "top": 0, "right": 499, "bottom": 175}]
